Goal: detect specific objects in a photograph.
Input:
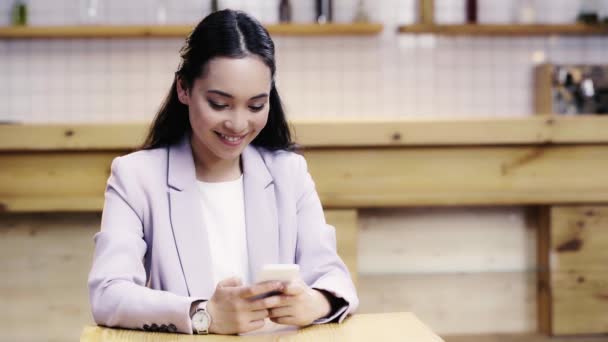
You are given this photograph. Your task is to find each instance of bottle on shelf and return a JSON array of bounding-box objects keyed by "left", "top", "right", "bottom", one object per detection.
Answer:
[
  {"left": 279, "top": 0, "right": 291, "bottom": 23},
  {"left": 80, "top": 0, "right": 102, "bottom": 24},
  {"left": 516, "top": 0, "right": 536, "bottom": 24},
  {"left": 353, "top": 0, "right": 370, "bottom": 23},
  {"left": 211, "top": 0, "right": 219, "bottom": 13},
  {"left": 315, "top": 0, "right": 333, "bottom": 24},
  {"left": 577, "top": 0, "right": 600, "bottom": 24},
  {"left": 466, "top": 0, "right": 477, "bottom": 24},
  {"left": 156, "top": 0, "right": 168, "bottom": 24},
  {"left": 11, "top": 0, "right": 28, "bottom": 26}
]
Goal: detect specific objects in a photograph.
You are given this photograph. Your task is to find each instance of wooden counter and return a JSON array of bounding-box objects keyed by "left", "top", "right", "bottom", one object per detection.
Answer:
[
  {"left": 2, "top": 116, "right": 608, "bottom": 212},
  {"left": 2, "top": 117, "right": 608, "bottom": 336}
]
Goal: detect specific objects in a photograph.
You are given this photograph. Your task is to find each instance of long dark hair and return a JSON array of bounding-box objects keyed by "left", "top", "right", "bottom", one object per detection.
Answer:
[{"left": 141, "top": 9, "right": 293, "bottom": 151}]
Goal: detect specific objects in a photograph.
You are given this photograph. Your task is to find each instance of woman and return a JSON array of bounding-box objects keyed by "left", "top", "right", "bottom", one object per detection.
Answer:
[{"left": 88, "top": 9, "right": 358, "bottom": 335}]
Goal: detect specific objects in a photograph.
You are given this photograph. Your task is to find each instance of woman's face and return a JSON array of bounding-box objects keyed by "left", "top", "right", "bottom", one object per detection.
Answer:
[{"left": 178, "top": 56, "right": 271, "bottom": 164}]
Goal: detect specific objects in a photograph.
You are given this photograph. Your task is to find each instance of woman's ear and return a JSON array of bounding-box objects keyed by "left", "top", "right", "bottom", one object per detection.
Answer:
[{"left": 176, "top": 76, "right": 190, "bottom": 106}]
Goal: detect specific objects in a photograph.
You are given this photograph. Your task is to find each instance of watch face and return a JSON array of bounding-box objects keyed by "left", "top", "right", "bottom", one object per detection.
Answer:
[{"left": 193, "top": 311, "right": 210, "bottom": 330}]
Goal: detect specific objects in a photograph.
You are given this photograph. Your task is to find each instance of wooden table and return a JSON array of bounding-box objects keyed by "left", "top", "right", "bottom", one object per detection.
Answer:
[{"left": 80, "top": 313, "right": 444, "bottom": 341}]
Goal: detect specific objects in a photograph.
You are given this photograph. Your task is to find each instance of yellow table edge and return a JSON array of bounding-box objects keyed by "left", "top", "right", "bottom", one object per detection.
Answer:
[{"left": 80, "top": 312, "right": 445, "bottom": 341}]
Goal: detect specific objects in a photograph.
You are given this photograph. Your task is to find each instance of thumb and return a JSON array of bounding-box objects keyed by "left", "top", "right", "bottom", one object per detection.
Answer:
[
  {"left": 217, "top": 276, "right": 243, "bottom": 288},
  {"left": 283, "top": 279, "right": 306, "bottom": 295}
]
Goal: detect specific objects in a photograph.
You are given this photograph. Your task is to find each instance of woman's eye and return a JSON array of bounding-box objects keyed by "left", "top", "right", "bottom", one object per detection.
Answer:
[
  {"left": 249, "top": 104, "right": 265, "bottom": 112},
  {"left": 208, "top": 101, "right": 228, "bottom": 110}
]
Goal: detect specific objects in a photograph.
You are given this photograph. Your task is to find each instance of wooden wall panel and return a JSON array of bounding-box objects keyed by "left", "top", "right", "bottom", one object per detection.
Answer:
[
  {"left": 325, "top": 209, "right": 358, "bottom": 285},
  {"left": 537, "top": 207, "right": 552, "bottom": 334},
  {"left": 549, "top": 206, "right": 608, "bottom": 335},
  {"left": 306, "top": 145, "right": 608, "bottom": 207},
  {"left": 0, "top": 214, "right": 98, "bottom": 342},
  {"left": 4, "top": 117, "right": 608, "bottom": 151},
  {"left": 3, "top": 145, "right": 608, "bottom": 211},
  {"left": 1, "top": 208, "right": 539, "bottom": 337},
  {"left": 534, "top": 64, "right": 553, "bottom": 115},
  {"left": 358, "top": 272, "right": 537, "bottom": 335},
  {"left": 357, "top": 207, "right": 537, "bottom": 335},
  {"left": 0, "top": 210, "right": 358, "bottom": 340},
  {"left": 0, "top": 153, "right": 114, "bottom": 211},
  {"left": 359, "top": 207, "right": 534, "bottom": 274}
]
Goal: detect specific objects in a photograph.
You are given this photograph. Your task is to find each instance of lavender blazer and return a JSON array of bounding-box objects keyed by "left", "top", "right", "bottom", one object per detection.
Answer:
[{"left": 88, "top": 135, "right": 359, "bottom": 334}]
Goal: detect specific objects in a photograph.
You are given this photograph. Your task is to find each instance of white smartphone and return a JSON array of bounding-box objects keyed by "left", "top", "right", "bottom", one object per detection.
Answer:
[{"left": 255, "top": 264, "right": 300, "bottom": 283}]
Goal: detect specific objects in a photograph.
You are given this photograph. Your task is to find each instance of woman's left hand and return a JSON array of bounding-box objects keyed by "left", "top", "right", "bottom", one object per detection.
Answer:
[{"left": 267, "top": 278, "right": 331, "bottom": 326}]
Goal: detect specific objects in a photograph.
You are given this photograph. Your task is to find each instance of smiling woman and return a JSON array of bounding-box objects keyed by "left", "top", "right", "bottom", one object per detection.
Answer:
[
  {"left": 87, "top": 9, "right": 358, "bottom": 336},
  {"left": 178, "top": 56, "right": 273, "bottom": 182}
]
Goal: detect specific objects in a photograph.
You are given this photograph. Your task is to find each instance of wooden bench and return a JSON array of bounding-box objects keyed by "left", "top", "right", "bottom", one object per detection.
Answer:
[{"left": 2, "top": 116, "right": 608, "bottom": 336}]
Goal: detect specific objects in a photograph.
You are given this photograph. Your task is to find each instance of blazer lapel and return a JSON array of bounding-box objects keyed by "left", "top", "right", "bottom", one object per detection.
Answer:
[
  {"left": 242, "top": 146, "right": 279, "bottom": 284},
  {"left": 167, "top": 135, "right": 214, "bottom": 298}
]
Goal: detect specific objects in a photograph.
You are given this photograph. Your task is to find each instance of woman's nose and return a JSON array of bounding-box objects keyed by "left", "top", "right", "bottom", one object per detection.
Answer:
[{"left": 224, "top": 111, "right": 248, "bottom": 133}]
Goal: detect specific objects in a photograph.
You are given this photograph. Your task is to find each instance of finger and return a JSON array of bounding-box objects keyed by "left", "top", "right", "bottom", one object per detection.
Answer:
[
  {"left": 249, "top": 309, "right": 270, "bottom": 321},
  {"left": 282, "top": 280, "right": 305, "bottom": 296},
  {"left": 217, "top": 277, "right": 243, "bottom": 288},
  {"left": 242, "top": 319, "right": 266, "bottom": 333},
  {"left": 248, "top": 294, "right": 284, "bottom": 311},
  {"left": 268, "top": 306, "right": 293, "bottom": 318},
  {"left": 270, "top": 316, "right": 297, "bottom": 326},
  {"left": 238, "top": 281, "right": 283, "bottom": 299}
]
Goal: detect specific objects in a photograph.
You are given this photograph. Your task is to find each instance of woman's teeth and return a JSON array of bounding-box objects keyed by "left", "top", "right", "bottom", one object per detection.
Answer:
[{"left": 219, "top": 133, "right": 243, "bottom": 142}]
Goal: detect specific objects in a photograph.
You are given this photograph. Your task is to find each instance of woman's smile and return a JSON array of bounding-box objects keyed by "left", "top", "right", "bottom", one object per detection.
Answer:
[{"left": 214, "top": 131, "right": 248, "bottom": 147}]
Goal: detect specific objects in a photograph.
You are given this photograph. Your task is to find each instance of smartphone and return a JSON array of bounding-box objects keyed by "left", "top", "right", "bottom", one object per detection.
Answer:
[
  {"left": 256, "top": 264, "right": 300, "bottom": 283},
  {"left": 252, "top": 264, "right": 300, "bottom": 299}
]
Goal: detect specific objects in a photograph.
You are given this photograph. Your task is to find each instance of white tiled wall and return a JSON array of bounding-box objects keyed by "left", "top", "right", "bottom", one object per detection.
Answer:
[{"left": 0, "top": 0, "right": 607, "bottom": 123}]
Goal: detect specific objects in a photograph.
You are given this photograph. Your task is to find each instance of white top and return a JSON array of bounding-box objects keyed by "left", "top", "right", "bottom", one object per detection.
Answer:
[{"left": 197, "top": 175, "right": 250, "bottom": 287}]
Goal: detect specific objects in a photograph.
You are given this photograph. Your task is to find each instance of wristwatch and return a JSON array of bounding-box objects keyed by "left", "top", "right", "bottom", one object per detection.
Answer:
[{"left": 191, "top": 301, "right": 212, "bottom": 335}]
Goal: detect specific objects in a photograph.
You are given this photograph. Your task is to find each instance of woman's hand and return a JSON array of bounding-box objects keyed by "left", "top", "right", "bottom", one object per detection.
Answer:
[
  {"left": 268, "top": 278, "right": 332, "bottom": 326},
  {"left": 206, "top": 277, "right": 284, "bottom": 335}
]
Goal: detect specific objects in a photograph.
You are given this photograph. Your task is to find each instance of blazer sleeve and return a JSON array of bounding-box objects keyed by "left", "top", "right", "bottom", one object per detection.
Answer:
[
  {"left": 88, "top": 156, "right": 203, "bottom": 334},
  {"left": 293, "top": 154, "right": 360, "bottom": 323}
]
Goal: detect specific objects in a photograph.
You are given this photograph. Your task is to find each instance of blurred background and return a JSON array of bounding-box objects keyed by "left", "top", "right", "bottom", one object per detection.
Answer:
[
  {"left": 1, "top": 0, "right": 607, "bottom": 123},
  {"left": 1, "top": 1, "right": 608, "bottom": 341}
]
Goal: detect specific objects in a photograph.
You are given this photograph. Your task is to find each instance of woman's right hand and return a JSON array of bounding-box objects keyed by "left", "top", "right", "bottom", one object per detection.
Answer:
[{"left": 206, "top": 277, "right": 284, "bottom": 334}]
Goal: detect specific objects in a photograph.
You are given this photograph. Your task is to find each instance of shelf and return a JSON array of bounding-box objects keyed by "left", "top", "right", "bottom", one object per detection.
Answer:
[
  {"left": 267, "top": 23, "right": 383, "bottom": 36},
  {"left": 3, "top": 116, "right": 608, "bottom": 151},
  {"left": 398, "top": 24, "right": 608, "bottom": 36},
  {"left": 0, "top": 23, "right": 383, "bottom": 39}
]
